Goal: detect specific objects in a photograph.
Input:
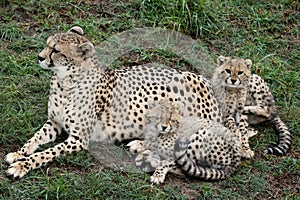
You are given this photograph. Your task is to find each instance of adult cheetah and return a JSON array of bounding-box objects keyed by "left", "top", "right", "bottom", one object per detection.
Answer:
[{"left": 5, "top": 26, "right": 222, "bottom": 178}]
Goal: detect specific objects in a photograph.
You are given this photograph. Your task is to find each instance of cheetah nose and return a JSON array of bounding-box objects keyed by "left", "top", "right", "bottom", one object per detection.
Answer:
[
  {"left": 161, "top": 125, "right": 168, "bottom": 132},
  {"left": 38, "top": 55, "right": 45, "bottom": 62},
  {"left": 231, "top": 79, "right": 237, "bottom": 84}
]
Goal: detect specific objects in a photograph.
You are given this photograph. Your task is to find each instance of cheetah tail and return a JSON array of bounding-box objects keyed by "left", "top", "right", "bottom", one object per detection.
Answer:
[
  {"left": 174, "top": 140, "right": 231, "bottom": 181},
  {"left": 265, "top": 116, "right": 292, "bottom": 155}
]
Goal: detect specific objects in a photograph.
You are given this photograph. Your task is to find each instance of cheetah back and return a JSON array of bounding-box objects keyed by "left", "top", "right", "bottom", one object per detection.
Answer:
[{"left": 91, "top": 65, "right": 222, "bottom": 143}]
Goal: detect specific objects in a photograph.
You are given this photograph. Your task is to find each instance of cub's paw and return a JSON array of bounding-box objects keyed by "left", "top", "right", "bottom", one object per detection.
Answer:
[
  {"left": 243, "top": 106, "right": 258, "bottom": 115},
  {"left": 135, "top": 150, "right": 161, "bottom": 173},
  {"left": 247, "top": 128, "right": 258, "bottom": 138},
  {"left": 243, "top": 106, "right": 271, "bottom": 118},
  {"left": 7, "top": 160, "right": 30, "bottom": 179},
  {"left": 150, "top": 170, "right": 166, "bottom": 184},
  {"left": 241, "top": 149, "right": 255, "bottom": 158},
  {"left": 127, "top": 140, "right": 145, "bottom": 154},
  {"left": 5, "top": 152, "right": 26, "bottom": 164}
]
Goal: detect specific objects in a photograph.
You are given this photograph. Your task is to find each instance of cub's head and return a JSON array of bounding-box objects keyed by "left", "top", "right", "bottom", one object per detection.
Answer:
[
  {"left": 38, "top": 26, "right": 96, "bottom": 77},
  {"left": 216, "top": 55, "right": 252, "bottom": 88},
  {"left": 147, "top": 100, "right": 184, "bottom": 134}
]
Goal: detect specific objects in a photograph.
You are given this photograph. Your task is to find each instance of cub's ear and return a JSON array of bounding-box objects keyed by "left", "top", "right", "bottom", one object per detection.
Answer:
[
  {"left": 244, "top": 59, "right": 252, "bottom": 69},
  {"left": 217, "top": 55, "right": 229, "bottom": 66},
  {"left": 175, "top": 101, "right": 185, "bottom": 115},
  {"left": 78, "top": 42, "right": 94, "bottom": 55},
  {"left": 146, "top": 99, "right": 155, "bottom": 109},
  {"left": 173, "top": 101, "right": 185, "bottom": 110},
  {"left": 67, "top": 26, "right": 84, "bottom": 36}
]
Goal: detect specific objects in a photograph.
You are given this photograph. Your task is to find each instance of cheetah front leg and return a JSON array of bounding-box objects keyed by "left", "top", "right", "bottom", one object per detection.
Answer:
[
  {"left": 150, "top": 159, "right": 177, "bottom": 184},
  {"left": 236, "top": 88, "right": 247, "bottom": 124},
  {"left": 223, "top": 92, "right": 241, "bottom": 141},
  {"left": 6, "top": 120, "right": 62, "bottom": 164},
  {"left": 6, "top": 107, "right": 95, "bottom": 178},
  {"left": 6, "top": 135, "right": 83, "bottom": 179},
  {"left": 238, "top": 115, "right": 254, "bottom": 158},
  {"left": 223, "top": 113, "right": 241, "bottom": 141}
]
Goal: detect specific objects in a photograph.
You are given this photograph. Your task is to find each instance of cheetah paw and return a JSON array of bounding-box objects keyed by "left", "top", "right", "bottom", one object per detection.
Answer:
[
  {"left": 247, "top": 128, "right": 258, "bottom": 138},
  {"left": 5, "top": 152, "right": 26, "bottom": 164},
  {"left": 241, "top": 149, "right": 255, "bottom": 158},
  {"left": 134, "top": 150, "right": 161, "bottom": 172},
  {"left": 243, "top": 106, "right": 270, "bottom": 118},
  {"left": 150, "top": 172, "right": 166, "bottom": 184},
  {"left": 7, "top": 160, "right": 30, "bottom": 179},
  {"left": 242, "top": 107, "right": 253, "bottom": 115},
  {"left": 127, "top": 140, "right": 145, "bottom": 154},
  {"left": 135, "top": 150, "right": 160, "bottom": 164}
]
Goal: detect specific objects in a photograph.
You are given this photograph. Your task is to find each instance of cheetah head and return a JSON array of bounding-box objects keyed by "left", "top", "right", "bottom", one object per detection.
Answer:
[
  {"left": 147, "top": 100, "right": 184, "bottom": 133},
  {"left": 217, "top": 55, "right": 252, "bottom": 89},
  {"left": 38, "top": 26, "right": 96, "bottom": 78}
]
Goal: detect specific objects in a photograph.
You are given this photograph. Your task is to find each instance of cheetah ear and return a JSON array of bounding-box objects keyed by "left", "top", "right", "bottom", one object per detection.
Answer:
[
  {"left": 244, "top": 59, "right": 252, "bottom": 69},
  {"left": 78, "top": 42, "right": 94, "bottom": 56},
  {"left": 67, "top": 26, "right": 84, "bottom": 36},
  {"left": 147, "top": 99, "right": 155, "bottom": 109},
  {"left": 217, "top": 55, "right": 228, "bottom": 66},
  {"left": 177, "top": 102, "right": 185, "bottom": 114}
]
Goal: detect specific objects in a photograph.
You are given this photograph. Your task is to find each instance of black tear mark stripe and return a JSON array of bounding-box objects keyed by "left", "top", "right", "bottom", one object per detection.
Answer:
[{"left": 49, "top": 48, "right": 66, "bottom": 67}]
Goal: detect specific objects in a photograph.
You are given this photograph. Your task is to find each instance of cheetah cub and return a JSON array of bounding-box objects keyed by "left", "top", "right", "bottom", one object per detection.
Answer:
[
  {"left": 127, "top": 100, "right": 243, "bottom": 184},
  {"left": 212, "top": 56, "right": 254, "bottom": 158},
  {"left": 212, "top": 55, "right": 292, "bottom": 157}
]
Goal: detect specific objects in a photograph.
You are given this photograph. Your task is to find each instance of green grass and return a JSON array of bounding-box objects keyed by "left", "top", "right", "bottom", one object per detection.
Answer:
[{"left": 0, "top": 0, "right": 299, "bottom": 199}]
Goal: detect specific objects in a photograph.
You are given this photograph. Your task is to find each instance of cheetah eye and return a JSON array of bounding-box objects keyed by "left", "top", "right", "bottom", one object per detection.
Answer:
[
  {"left": 237, "top": 71, "right": 243, "bottom": 75},
  {"left": 170, "top": 119, "right": 176, "bottom": 124},
  {"left": 225, "top": 69, "right": 231, "bottom": 74}
]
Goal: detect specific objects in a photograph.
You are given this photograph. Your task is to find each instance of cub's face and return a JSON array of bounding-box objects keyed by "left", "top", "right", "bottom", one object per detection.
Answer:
[
  {"left": 217, "top": 55, "right": 252, "bottom": 88},
  {"left": 38, "top": 26, "right": 94, "bottom": 77},
  {"left": 147, "top": 101, "right": 183, "bottom": 133}
]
